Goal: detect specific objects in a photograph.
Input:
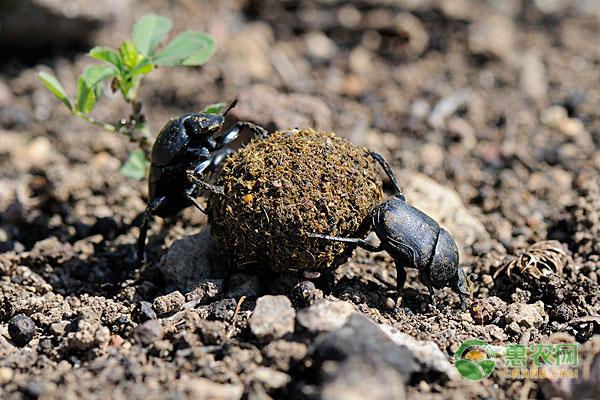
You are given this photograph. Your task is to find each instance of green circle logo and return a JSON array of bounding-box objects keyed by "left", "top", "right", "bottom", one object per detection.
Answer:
[{"left": 454, "top": 339, "right": 496, "bottom": 381}]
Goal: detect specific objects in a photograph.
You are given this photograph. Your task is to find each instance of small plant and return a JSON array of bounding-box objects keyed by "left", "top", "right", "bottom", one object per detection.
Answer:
[{"left": 38, "top": 13, "right": 217, "bottom": 179}]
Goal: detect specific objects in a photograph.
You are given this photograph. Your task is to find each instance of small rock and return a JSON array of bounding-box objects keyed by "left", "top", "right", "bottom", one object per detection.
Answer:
[
  {"left": 541, "top": 105, "right": 585, "bottom": 136},
  {"left": 394, "top": 13, "right": 429, "bottom": 57},
  {"left": 471, "top": 299, "right": 496, "bottom": 324},
  {"left": 296, "top": 300, "right": 354, "bottom": 334},
  {"left": 305, "top": 32, "right": 337, "bottom": 60},
  {"left": 0, "top": 367, "right": 13, "bottom": 384},
  {"left": 410, "top": 98, "right": 431, "bottom": 121},
  {"left": 133, "top": 320, "right": 164, "bottom": 345},
  {"left": 153, "top": 291, "right": 185, "bottom": 316},
  {"left": 428, "top": 91, "right": 470, "bottom": 131},
  {"left": 131, "top": 301, "right": 157, "bottom": 323},
  {"left": 185, "top": 279, "right": 223, "bottom": 302},
  {"left": 225, "top": 273, "right": 261, "bottom": 298},
  {"left": 309, "top": 314, "right": 420, "bottom": 387},
  {"left": 386, "top": 297, "right": 396, "bottom": 309},
  {"left": 158, "top": 227, "right": 227, "bottom": 291},
  {"left": 249, "top": 295, "right": 295, "bottom": 341},
  {"left": 185, "top": 377, "right": 243, "bottom": 400},
  {"left": 68, "top": 317, "right": 110, "bottom": 351},
  {"left": 252, "top": 366, "right": 291, "bottom": 391},
  {"left": 206, "top": 298, "right": 238, "bottom": 321},
  {"left": 8, "top": 314, "right": 35, "bottom": 347},
  {"left": 290, "top": 281, "right": 324, "bottom": 308},
  {"left": 520, "top": 50, "right": 548, "bottom": 101},
  {"left": 379, "top": 324, "right": 460, "bottom": 380},
  {"left": 468, "top": 15, "right": 515, "bottom": 59},
  {"left": 196, "top": 320, "right": 228, "bottom": 345},
  {"left": 262, "top": 340, "right": 308, "bottom": 371},
  {"left": 506, "top": 301, "right": 546, "bottom": 329}
]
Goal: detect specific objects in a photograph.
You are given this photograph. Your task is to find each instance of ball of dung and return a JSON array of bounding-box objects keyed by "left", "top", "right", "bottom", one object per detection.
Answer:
[{"left": 207, "top": 128, "right": 383, "bottom": 273}]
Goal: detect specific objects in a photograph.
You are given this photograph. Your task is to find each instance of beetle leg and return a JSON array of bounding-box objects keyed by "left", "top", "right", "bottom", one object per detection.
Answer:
[
  {"left": 370, "top": 152, "right": 405, "bottom": 201},
  {"left": 184, "top": 186, "right": 206, "bottom": 214},
  {"left": 211, "top": 121, "right": 269, "bottom": 151},
  {"left": 137, "top": 196, "right": 167, "bottom": 262},
  {"left": 307, "top": 233, "right": 383, "bottom": 252},
  {"left": 187, "top": 159, "right": 225, "bottom": 195}
]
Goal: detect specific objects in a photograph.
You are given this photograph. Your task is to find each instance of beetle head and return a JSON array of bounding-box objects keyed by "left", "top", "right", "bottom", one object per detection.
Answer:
[
  {"left": 453, "top": 266, "right": 474, "bottom": 297},
  {"left": 183, "top": 99, "right": 238, "bottom": 139}
]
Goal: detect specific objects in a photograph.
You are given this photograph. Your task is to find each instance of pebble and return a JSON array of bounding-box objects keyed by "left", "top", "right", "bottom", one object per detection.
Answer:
[
  {"left": 131, "top": 301, "right": 157, "bottom": 323},
  {"left": 428, "top": 90, "right": 469, "bottom": 131},
  {"left": 470, "top": 298, "right": 496, "bottom": 324},
  {"left": 468, "top": 15, "right": 515, "bottom": 59},
  {"left": 0, "top": 367, "right": 12, "bottom": 386},
  {"left": 520, "top": 50, "right": 548, "bottom": 101},
  {"left": 185, "top": 279, "right": 223, "bottom": 302},
  {"left": 196, "top": 320, "right": 228, "bottom": 345},
  {"left": 8, "top": 314, "right": 35, "bottom": 346},
  {"left": 385, "top": 297, "right": 396, "bottom": 309},
  {"left": 206, "top": 298, "right": 238, "bottom": 321},
  {"left": 305, "top": 32, "right": 337, "bottom": 60},
  {"left": 379, "top": 324, "right": 460, "bottom": 380},
  {"left": 152, "top": 291, "right": 185, "bottom": 316},
  {"left": 185, "top": 377, "right": 243, "bottom": 400},
  {"left": 506, "top": 301, "right": 546, "bottom": 329},
  {"left": 252, "top": 366, "right": 291, "bottom": 391},
  {"left": 290, "top": 281, "right": 324, "bottom": 308},
  {"left": 133, "top": 320, "right": 164, "bottom": 345},
  {"left": 296, "top": 300, "right": 354, "bottom": 334},
  {"left": 394, "top": 13, "right": 429, "bottom": 57},
  {"left": 249, "top": 295, "right": 295, "bottom": 341},
  {"left": 540, "top": 105, "right": 585, "bottom": 137},
  {"left": 309, "top": 314, "right": 419, "bottom": 397},
  {"left": 262, "top": 340, "right": 308, "bottom": 371}
]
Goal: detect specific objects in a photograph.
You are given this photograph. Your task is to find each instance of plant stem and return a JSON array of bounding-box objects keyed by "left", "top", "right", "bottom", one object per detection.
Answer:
[{"left": 73, "top": 111, "right": 118, "bottom": 132}]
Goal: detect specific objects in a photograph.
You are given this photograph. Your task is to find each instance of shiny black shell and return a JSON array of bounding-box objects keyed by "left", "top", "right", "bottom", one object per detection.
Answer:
[{"left": 371, "top": 196, "right": 459, "bottom": 287}]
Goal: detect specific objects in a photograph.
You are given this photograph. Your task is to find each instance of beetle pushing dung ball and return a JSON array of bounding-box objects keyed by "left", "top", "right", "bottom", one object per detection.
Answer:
[{"left": 137, "top": 106, "right": 473, "bottom": 309}]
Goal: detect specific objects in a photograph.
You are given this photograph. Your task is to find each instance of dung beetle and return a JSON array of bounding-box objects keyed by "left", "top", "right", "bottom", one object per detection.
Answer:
[
  {"left": 137, "top": 100, "right": 268, "bottom": 260},
  {"left": 310, "top": 152, "right": 473, "bottom": 310}
]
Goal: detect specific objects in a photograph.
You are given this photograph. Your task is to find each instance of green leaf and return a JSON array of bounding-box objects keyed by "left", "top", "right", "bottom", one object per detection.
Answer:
[
  {"left": 38, "top": 71, "right": 72, "bottom": 111},
  {"left": 88, "top": 46, "right": 123, "bottom": 71},
  {"left": 132, "top": 14, "right": 172, "bottom": 57},
  {"left": 153, "top": 31, "right": 216, "bottom": 66},
  {"left": 120, "top": 40, "right": 142, "bottom": 70},
  {"left": 125, "top": 58, "right": 154, "bottom": 78},
  {"left": 82, "top": 64, "right": 118, "bottom": 87},
  {"left": 120, "top": 149, "right": 150, "bottom": 180},
  {"left": 76, "top": 76, "right": 96, "bottom": 113},
  {"left": 202, "top": 102, "right": 227, "bottom": 114}
]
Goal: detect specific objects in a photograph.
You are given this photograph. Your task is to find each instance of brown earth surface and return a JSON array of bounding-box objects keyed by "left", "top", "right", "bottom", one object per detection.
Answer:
[{"left": 1, "top": 1, "right": 600, "bottom": 399}]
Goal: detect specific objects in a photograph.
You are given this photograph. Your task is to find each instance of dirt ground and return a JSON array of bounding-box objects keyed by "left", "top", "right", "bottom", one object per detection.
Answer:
[{"left": 1, "top": 0, "right": 600, "bottom": 399}]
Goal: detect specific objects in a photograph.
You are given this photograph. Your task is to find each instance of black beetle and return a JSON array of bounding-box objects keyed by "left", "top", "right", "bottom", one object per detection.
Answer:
[
  {"left": 137, "top": 100, "right": 268, "bottom": 260},
  {"left": 310, "top": 152, "right": 473, "bottom": 310}
]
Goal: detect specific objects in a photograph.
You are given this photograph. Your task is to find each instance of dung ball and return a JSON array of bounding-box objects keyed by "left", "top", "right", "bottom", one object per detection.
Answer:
[{"left": 207, "top": 128, "right": 382, "bottom": 273}]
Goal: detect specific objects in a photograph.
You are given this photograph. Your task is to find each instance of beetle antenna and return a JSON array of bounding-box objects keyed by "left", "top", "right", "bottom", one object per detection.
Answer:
[
  {"left": 370, "top": 152, "right": 405, "bottom": 200},
  {"left": 223, "top": 98, "right": 238, "bottom": 116}
]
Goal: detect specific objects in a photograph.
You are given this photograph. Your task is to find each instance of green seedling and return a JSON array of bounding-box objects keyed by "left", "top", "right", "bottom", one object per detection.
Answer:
[{"left": 38, "top": 13, "right": 217, "bottom": 179}]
